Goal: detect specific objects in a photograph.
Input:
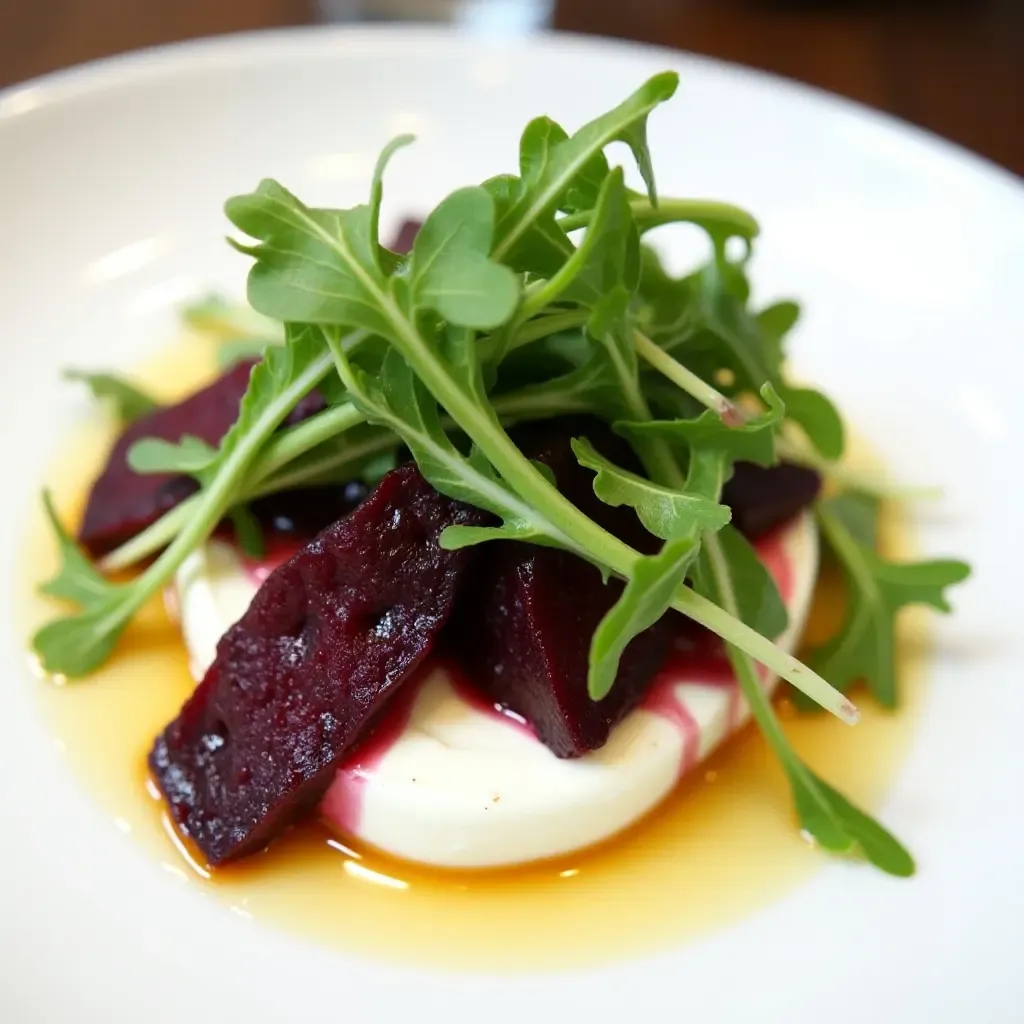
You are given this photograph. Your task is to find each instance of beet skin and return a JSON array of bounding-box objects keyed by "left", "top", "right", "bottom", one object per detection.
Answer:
[{"left": 149, "top": 465, "right": 484, "bottom": 865}]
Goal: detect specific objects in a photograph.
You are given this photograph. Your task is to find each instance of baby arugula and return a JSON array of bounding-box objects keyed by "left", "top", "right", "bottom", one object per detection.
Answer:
[
  {"left": 810, "top": 494, "right": 970, "bottom": 707},
  {"left": 32, "top": 72, "right": 971, "bottom": 876},
  {"left": 63, "top": 370, "right": 159, "bottom": 425}
]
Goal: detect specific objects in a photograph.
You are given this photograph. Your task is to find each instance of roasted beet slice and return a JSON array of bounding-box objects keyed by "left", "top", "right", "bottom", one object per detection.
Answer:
[
  {"left": 149, "top": 465, "right": 485, "bottom": 865},
  {"left": 78, "top": 360, "right": 324, "bottom": 557},
  {"left": 723, "top": 461, "right": 821, "bottom": 540},
  {"left": 455, "top": 421, "right": 674, "bottom": 758}
]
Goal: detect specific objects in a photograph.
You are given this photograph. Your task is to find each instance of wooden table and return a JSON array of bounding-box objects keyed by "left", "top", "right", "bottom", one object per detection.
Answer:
[{"left": 1, "top": 0, "right": 1021, "bottom": 175}]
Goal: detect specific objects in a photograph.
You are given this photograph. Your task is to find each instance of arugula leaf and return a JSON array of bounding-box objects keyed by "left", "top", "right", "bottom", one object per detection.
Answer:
[
  {"left": 33, "top": 328, "right": 335, "bottom": 677},
  {"left": 779, "top": 385, "right": 845, "bottom": 461},
  {"left": 571, "top": 436, "right": 729, "bottom": 541},
  {"left": 697, "top": 529, "right": 913, "bottom": 876},
  {"left": 409, "top": 186, "right": 520, "bottom": 329},
  {"left": 226, "top": 181, "right": 394, "bottom": 336},
  {"left": 692, "top": 524, "right": 788, "bottom": 638},
  {"left": 127, "top": 435, "right": 218, "bottom": 476},
  {"left": 617, "top": 382, "right": 784, "bottom": 467},
  {"left": 491, "top": 72, "right": 678, "bottom": 268},
  {"left": 37, "top": 493, "right": 116, "bottom": 607},
  {"left": 229, "top": 505, "right": 265, "bottom": 559},
  {"left": 589, "top": 536, "right": 698, "bottom": 700},
  {"left": 63, "top": 370, "right": 158, "bottom": 424},
  {"left": 515, "top": 167, "right": 637, "bottom": 326},
  {"left": 755, "top": 299, "right": 800, "bottom": 368},
  {"left": 810, "top": 494, "right": 971, "bottom": 706}
]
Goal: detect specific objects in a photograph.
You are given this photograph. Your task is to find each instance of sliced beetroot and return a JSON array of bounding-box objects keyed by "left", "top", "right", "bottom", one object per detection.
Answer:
[
  {"left": 149, "top": 464, "right": 485, "bottom": 865},
  {"left": 454, "top": 420, "right": 674, "bottom": 758},
  {"left": 723, "top": 461, "right": 821, "bottom": 540},
  {"left": 78, "top": 360, "right": 324, "bottom": 557}
]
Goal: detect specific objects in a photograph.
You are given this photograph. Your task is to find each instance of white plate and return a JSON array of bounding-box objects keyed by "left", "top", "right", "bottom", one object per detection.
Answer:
[{"left": 1, "top": 25, "right": 1022, "bottom": 1024}]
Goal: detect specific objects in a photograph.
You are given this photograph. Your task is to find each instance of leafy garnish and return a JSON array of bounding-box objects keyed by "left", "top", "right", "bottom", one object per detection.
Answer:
[
  {"left": 809, "top": 495, "right": 971, "bottom": 706},
  {"left": 33, "top": 330, "right": 335, "bottom": 676},
  {"left": 63, "top": 370, "right": 158, "bottom": 424},
  {"left": 696, "top": 529, "right": 914, "bottom": 876},
  {"left": 617, "top": 382, "right": 785, "bottom": 467},
  {"left": 588, "top": 536, "right": 699, "bottom": 700},
  {"left": 38, "top": 493, "right": 116, "bottom": 607},
  {"left": 571, "top": 437, "right": 729, "bottom": 541},
  {"left": 127, "top": 435, "right": 218, "bottom": 476}
]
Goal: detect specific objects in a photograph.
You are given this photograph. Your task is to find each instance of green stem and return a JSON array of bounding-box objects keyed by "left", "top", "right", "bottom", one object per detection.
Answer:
[
  {"left": 94, "top": 348, "right": 334, "bottom": 635},
  {"left": 633, "top": 329, "right": 741, "bottom": 424},
  {"left": 702, "top": 528, "right": 856, "bottom": 728},
  {"left": 504, "top": 310, "right": 589, "bottom": 353},
  {"left": 558, "top": 197, "right": 760, "bottom": 237}
]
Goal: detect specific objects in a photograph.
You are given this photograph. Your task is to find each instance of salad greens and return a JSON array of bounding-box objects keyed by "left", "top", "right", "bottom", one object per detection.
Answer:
[
  {"left": 63, "top": 369, "right": 159, "bottom": 425},
  {"left": 33, "top": 73, "right": 970, "bottom": 875}
]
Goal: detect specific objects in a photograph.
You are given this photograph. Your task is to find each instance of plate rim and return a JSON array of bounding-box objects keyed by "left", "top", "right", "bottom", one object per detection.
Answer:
[{"left": 2, "top": 22, "right": 1021, "bottom": 199}]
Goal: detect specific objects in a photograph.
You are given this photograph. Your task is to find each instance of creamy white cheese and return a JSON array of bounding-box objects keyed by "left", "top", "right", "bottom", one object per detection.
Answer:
[{"left": 170, "top": 512, "right": 818, "bottom": 868}]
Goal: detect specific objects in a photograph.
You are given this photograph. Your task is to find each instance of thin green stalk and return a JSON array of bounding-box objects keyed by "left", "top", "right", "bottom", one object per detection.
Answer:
[
  {"left": 558, "top": 197, "right": 760, "bottom": 237},
  {"left": 92, "top": 348, "right": 334, "bottom": 636},
  {"left": 504, "top": 310, "right": 588, "bottom": 352},
  {"left": 633, "top": 328, "right": 741, "bottom": 424}
]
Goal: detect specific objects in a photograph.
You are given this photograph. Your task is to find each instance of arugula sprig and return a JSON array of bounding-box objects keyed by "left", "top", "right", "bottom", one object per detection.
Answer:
[
  {"left": 808, "top": 494, "right": 971, "bottom": 707},
  {"left": 695, "top": 527, "right": 914, "bottom": 875},
  {"left": 63, "top": 370, "right": 159, "bottom": 424},
  {"left": 34, "top": 330, "right": 337, "bottom": 676}
]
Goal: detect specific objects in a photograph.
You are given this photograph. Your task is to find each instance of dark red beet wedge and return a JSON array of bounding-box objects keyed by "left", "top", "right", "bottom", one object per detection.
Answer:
[
  {"left": 78, "top": 360, "right": 324, "bottom": 557},
  {"left": 454, "top": 420, "right": 674, "bottom": 759},
  {"left": 149, "top": 465, "right": 485, "bottom": 866},
  {"left": 723, "top": 461, "right": 821, "bottom": 540}
]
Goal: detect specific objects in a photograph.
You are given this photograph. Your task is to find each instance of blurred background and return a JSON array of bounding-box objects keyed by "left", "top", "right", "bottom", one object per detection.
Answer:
[{"left": 0, "top": 0, "right": 1020, "bottom": 174}]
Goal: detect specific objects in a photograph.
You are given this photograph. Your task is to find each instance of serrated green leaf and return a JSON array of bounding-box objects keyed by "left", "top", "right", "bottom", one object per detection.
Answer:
[
  {"left": 32, "top": 606, "right": 124, "bottom": 678},
  {"left": 493, "top": 72, "right": 678, "bottom": 269},
  {"left": 572, "top": 436, "right": 730, "bottom": 541},
  {"left": 560, "top": 168, "right": 640, "bottom": 308},
  {"left": 37, "top": 492, "right": 115, "bottom": 607},
  {"left": 755, "top": 299, "right": 800, "bottom": 367},
  {"left": 63, "top": 370, "right": 159, "bottom": 424},
  {"left": 588, "top": 536, "right": 697, "bottom": 700},
  {"left": 409, "top": 186, "right": 520, "bottom": 329},
  {"left": 810, "top": 495, "right": 970, "bottom": 706},
  {"left": 794, "top": 768, "right": 915, "bottom": 876},
  {"left": 225, "top": 180, "right": 394, "bottom": 336},
  {"left": 33, "top": 325, "right": 336, "bottom": 679},
  {"left": 127, "top": 435, "right": 218, "bottom": 476},
  {"left": 779, "top": 385, "right": 846, "bottom": 461},
  {"left": 698, "top": 531, "right": 913, "bottom": 877},
  {"left": 617, "top": 382, "right": 784, "bottom": 467}
]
